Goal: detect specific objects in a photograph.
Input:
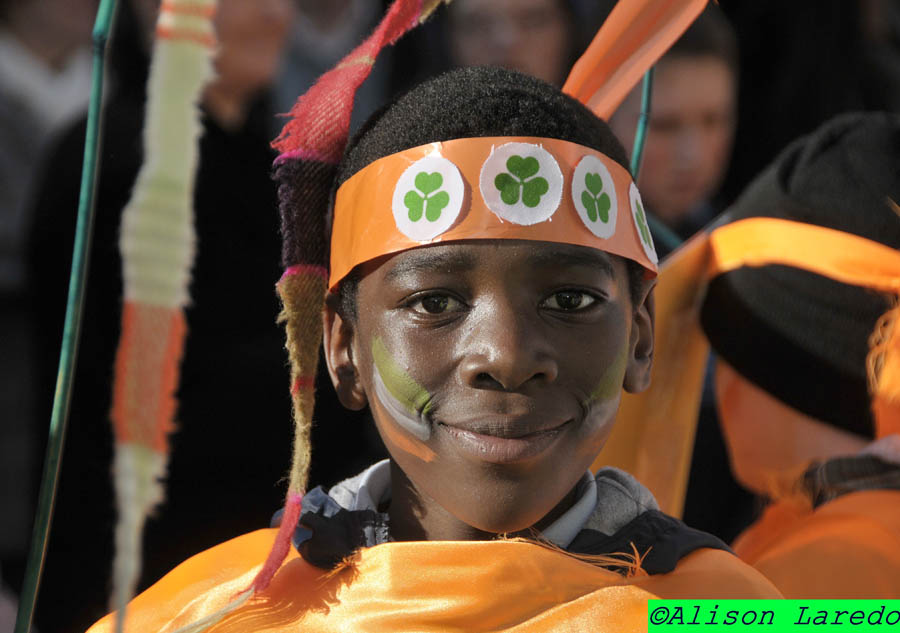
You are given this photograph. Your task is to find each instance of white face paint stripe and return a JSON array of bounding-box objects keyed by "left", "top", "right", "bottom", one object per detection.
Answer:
[{"left": 373, "top": 364, "right": 432, "bottom": 442}]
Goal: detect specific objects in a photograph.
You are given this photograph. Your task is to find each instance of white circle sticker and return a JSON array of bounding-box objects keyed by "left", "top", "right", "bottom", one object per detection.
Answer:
[
  {"left": 572, "top": 155, "right": 618, "bottom": 239},
  {"left": 629, "top": 182, "right": 658, "bottom": 264},
  {"left": 478, "top": 142, "right": 563, "bottom": 225},
  {"left": 392, "top": 156, "right": 465, "bottom": 242}
]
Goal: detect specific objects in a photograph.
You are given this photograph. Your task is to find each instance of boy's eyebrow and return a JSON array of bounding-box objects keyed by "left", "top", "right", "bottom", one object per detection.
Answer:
[
  {"left": 526, "top": 248, "right": 615, "bottom": 278},
  {"left": 384, "top": 250, "right": 477, "bottom": 281}
]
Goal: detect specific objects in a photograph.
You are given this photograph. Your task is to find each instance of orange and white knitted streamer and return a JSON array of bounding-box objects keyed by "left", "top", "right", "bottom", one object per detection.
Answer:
[{"left": 109, "top": 1, "right": 217, "bottom": 630}]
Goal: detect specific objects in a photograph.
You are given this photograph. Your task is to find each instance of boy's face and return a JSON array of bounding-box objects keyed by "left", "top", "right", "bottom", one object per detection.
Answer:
[
  {"left": 324, "top": 241, "right": 653, "bottom": 535},
  {"left": 449, "top": 0, "right": 571, "bottom": 86}
]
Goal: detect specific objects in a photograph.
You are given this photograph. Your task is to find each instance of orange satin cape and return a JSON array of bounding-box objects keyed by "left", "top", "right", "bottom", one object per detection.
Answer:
[
  {"left": 87, "top": 529, "right": 779, "bottom": 633},
  {"left": 595, "top": 217, "right": 900, "bottom": 517},
  {"left": 732, "top": 489, "right": 900, "bottom": 598}
]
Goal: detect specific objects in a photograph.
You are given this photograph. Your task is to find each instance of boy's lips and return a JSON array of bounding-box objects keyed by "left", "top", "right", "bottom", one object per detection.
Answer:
[{"left": 437, "top": 417, "right": 572, "bottom": 464}]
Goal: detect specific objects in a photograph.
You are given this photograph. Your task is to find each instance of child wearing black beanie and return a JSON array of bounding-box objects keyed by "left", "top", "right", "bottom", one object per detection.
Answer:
[{"left": 699, "top": 111, "right": 900, "bottom": 597}]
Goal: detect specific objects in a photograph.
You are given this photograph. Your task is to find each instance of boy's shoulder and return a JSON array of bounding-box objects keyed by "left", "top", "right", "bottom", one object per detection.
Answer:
[{"left": 571, "top": 467, "right": 732, "bottom": 575}]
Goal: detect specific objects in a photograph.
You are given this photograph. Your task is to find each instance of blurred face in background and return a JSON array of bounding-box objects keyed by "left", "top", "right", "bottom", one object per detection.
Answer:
[
  {"left": 611, "top": 55, "right": 736, "bottom": 225},
  {"left": 212, "top": 0, "right": 294, "bottom": 96},
  {"left": 1, "top": 0, "right": 97, "bottom": 68},
  {"left": 130, "top": 0, "right": 293, "bottom": 96},
  {"left": 448, "top": 0, "right": 572, "bottom": 86}
]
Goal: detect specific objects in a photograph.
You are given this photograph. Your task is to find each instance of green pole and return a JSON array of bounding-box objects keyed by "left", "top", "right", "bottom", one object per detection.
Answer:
[
  {"left": 630, "top": 67, "right": 682, "bottom": 254},
  {"left": 630, "top": 67, "right": 654, "bottom": 179},
  {"left": 14, "top": 1, "right": 119, "bottom": 631}
]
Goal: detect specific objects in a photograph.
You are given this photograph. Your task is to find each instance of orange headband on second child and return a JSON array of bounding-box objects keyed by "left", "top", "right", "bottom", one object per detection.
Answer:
[{"left": 330, "top": 136, "right": 659, "bottom": 290}]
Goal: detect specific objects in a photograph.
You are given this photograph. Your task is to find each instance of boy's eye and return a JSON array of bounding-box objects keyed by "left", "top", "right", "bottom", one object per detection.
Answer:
[
  {"left": 410, "top": 294, "right": 463, "bottom": 314},
  {"left": 542, "top": 290, "right": 597, "bottom": 311}
]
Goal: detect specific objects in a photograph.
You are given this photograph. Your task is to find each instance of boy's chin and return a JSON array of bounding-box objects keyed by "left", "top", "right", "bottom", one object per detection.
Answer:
[
  {"left": 465, "top": 516, "right": 550, "bottom": 537},
  {"left": 439, "top": 487, "right": 574, "bottom": 536}
]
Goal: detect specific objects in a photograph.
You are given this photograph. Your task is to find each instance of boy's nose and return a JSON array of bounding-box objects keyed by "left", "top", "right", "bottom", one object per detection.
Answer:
[
  {"left": 457, "top": 303, "right": 559, "bottom": 391},
  {"left": 674, "top": 128, "right": 703, "bottom": 165}
]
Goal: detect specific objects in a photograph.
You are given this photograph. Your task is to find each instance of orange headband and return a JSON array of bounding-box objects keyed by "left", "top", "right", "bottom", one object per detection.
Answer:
[{"left": 330, "top": 136, "right": 658, "bottom": 289}]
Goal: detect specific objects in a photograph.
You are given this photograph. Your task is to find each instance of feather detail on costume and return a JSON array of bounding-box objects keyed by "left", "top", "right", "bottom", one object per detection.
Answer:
[
  {"left": 869, "top": 301, "right": 900, "bottom": 439},
  {"left": 502, "top": 534, "right": 650, "bottom": 579},
  {"left": 108, "top": 1, "right": 217, "bottom": 630},
  {"left": 868, "top": 199, "right": 900, "bottom": 439},
  {"left": 563, "top": 0, "right": 708, "bottom": 121}
]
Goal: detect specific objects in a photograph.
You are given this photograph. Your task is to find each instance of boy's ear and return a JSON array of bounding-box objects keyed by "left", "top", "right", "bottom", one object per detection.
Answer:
[
  {"left": 323, "top": 292, "right": 368, "bottom": 411},
  {"left": 623, "top": 281, "right": 654, "bottom": 393}
]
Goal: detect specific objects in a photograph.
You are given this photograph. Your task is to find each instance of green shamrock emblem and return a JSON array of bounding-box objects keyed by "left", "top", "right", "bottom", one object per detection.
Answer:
[
  {"left": 634, "top": 198, "right": 653, "bottom": 247},
  {"left": 404, "top": 171, "right": 450, "bottom": 222},
  {"left": 494, "top": 155, "right": 549, "bottom": 208},
  {"left": 581, "top": 172, "right": 611, "bottom": 222}
]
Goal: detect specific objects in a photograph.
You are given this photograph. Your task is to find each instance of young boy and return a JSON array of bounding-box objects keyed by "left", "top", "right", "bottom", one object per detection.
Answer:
[
  {"left": 697, "top": 112, "right": 900, "bottom": 596},
  {"left": 88, "top": 65, "right": 778, "bottom": 633}
]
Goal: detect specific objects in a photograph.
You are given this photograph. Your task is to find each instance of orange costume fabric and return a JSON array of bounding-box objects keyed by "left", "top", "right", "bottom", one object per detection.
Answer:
[
  {"left": 732, "top": 489, "right": 900, "bottom": 598},
  {"left": 88, "top": 530, "right": 779, "bottom": 633}
]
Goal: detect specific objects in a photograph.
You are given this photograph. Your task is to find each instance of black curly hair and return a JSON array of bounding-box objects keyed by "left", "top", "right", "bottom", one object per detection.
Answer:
[{"left": 332, "top": 66, "right": 647, "bottom": 319}]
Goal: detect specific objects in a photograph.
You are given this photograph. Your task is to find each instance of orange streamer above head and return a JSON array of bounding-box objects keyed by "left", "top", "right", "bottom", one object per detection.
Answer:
[{"left": 563, "top": 0, "right": 708, "bottom": 120}]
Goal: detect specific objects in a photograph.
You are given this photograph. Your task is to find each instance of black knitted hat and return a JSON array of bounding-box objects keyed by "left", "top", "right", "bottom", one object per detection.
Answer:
[{"left": 700, "top": 112, "right": 900, "bottom": 437}]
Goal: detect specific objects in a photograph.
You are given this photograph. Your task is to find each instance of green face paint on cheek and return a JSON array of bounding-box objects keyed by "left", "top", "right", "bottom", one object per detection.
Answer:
[
  {"left": 371, "top": 336, "right": 433, "bottom": 441},
  {"left": 586, "top": 342, "right": 629, "bottom": 405}
]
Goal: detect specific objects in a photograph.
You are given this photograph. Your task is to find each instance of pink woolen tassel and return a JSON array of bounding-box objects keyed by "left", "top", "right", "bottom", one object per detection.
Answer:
[{"left": 245, "top": 493, "right": 303, "bottom": 594}]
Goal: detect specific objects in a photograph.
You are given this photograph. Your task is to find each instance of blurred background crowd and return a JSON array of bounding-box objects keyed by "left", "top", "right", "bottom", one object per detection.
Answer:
[{"left": 1, "top": 0, "right": 899, "bottom": 631}]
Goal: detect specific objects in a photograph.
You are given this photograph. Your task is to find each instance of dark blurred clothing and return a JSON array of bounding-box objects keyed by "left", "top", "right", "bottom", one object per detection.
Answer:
[
  {"left": 718, "top": 1, "right": 900, "bottom": 207},
  {"left": 0, "top": 28, "right": 92, "bottom": 576}
]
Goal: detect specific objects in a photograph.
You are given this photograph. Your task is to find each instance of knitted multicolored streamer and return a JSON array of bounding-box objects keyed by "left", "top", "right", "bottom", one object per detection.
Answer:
[
  {"left": 241, "top": 0, "right": 452, "bottom": 609},
  {"left": 272, "top": 0, "right": 448, "bottom": 163},
  {"left": 108, "top": 1, "right": 216, "bottom": 631}
]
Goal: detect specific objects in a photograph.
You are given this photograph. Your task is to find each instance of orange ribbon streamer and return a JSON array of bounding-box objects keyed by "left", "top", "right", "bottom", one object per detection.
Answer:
[{"left": 563, "top": 0, "right": 708, "bottom": 120}]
